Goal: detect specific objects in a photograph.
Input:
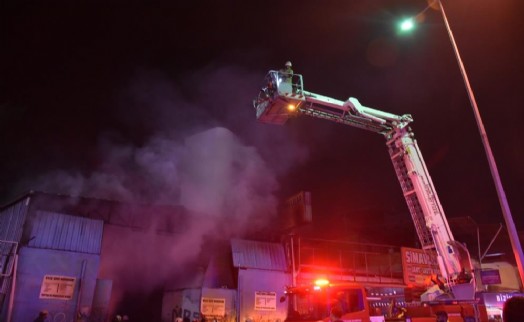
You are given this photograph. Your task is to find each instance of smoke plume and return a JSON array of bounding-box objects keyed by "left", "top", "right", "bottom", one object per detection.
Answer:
[{"left": 15, "top": 65, "right": 308, "bottom": 315}]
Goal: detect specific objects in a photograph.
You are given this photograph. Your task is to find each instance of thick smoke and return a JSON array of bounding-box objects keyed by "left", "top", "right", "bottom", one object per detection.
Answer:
[
  {"left": 180, "top": 127, "right": 279, "bottom": 227},
  {"left": 25, "top": 66, "right": 298, "bottom": 212},
  {"left": 17, "top": 65, "right": 307, "bottom": 314}
]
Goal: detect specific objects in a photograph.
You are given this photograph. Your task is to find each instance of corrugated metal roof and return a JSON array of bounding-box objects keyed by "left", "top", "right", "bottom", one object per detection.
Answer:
[
  {"left": 28, "top": 210, "right": 104, "bottom": 254},
  {"left": 231, "top": 239, "right": 288, "bottom": 271}
]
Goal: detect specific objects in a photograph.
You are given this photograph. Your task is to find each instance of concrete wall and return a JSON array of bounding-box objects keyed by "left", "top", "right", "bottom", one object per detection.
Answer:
[
  {"left": 10, "top": 247, "right": 100, "bottom": 322},
  {"left": 162, "top": 288, "right": 237, "bottom": 322},
  {"left": 162, "top": 289, "right": 202, "bottom": 322},
  {"left": 237, "top": 269, "right": 290, "bottom": 322}
]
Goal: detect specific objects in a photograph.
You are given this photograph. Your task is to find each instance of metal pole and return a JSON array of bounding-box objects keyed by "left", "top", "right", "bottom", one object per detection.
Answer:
[
  {"left": 481, "top": 224, "right": 504, "bottom": 262},
  {"left": 290, "top": 235, "right": 296, "bottom": 286},
  {"left": 438, "top": 0, "right": 524, "bottom": 287},
  {"left": 7, "top": 255, "right": 18, "bottom": 322},
  {"left": 476, "top": 223, "right": 481, "bottom": 267},
  {"left": 76, "top": 260, "right": 87, "bottom": 318}
]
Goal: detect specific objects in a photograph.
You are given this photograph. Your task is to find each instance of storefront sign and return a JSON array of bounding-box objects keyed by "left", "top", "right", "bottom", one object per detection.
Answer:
[
  {"left": 254, "top": 291, "right": 276, "bottom": 311},
  {"left": 39, "top": 275, "right": 76, "bottom": 300},
  {"left": 480, "top": 292, "right": 524, "bottom": 306},
  {"left": 401, "top": 247, "right": 440, "bottom": 286},
  {"left": 480, "top": 269, "right": 501, "bottom": 285}
]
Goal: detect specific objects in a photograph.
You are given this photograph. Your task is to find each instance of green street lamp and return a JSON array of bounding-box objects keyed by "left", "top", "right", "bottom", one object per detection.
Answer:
[
  {"left": 398, "top": 3, "right": 433, "bottom": 34},
  {"left": 398, "top": 0, "right": 524, "bottom": 287},
  {"left": 399, "top": 18, "right": 415, "bottom": 32}
]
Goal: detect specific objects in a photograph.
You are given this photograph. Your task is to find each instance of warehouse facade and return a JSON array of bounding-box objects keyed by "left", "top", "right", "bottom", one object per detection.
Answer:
[{"left": 0, "top": 191, "right": 192, "bottom": 321}]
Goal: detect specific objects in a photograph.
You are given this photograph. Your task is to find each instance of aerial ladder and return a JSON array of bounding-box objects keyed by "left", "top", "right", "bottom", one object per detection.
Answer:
[{"left": 253, "top": 70, "right": 475, "bottom": 300}]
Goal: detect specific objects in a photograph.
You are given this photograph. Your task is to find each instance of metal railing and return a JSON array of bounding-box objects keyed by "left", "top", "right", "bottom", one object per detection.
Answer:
[{"left": 291, "top": 238, "right": 404, "bottom": 285}]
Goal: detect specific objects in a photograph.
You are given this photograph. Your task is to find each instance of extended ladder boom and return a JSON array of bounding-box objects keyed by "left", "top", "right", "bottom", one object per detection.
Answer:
[{"left": 253, "top": 71, "right": 472, "bottom": 287}]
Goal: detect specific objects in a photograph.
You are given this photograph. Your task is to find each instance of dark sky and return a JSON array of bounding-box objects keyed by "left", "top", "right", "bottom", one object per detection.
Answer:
[{"left": 2, "top": 0, "right": 524, "bottom": 245}]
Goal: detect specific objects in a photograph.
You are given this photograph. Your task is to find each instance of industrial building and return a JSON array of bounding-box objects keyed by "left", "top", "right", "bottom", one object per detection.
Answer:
[
  {"left": 0, "top": 191, "right": 196, "bottom": 321},
  {"left": 0, "top": 191, "right": 521, "bottom": 322}
]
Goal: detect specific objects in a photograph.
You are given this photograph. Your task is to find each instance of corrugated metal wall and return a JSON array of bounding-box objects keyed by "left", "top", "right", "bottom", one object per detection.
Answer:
[
  {"left": 28, "top": 210, "right": 103, "bottom": 254},
  {"left": 28, "top": 191, "right": 188, "bottom": 233},
  {"left": 231, "top": 239, "right": 290, "bottom": 322},
  {"left": 12, "top": 247, "right": 101, "bottom": 322},
  {"left": 238, "top": 269, "right": 290, "bottom": 322},
  {"left": 0, "top": 196, "right": 30, "bottom": 242},
  {"left": 10, "top": 210, "right": 103, "bottom": 322},
  {"left": 0, "top": 196, "right": 30, "bottom": 318}
]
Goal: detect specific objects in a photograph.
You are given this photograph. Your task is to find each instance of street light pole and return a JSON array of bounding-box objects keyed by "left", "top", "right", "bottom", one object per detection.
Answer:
[{"left": 437, "top": 0, "right": 524, "bottom": 286}]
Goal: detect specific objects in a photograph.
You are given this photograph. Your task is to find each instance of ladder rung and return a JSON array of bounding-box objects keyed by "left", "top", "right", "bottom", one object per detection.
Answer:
[{"left": 391, "top": 151, "right": 403, "bottom": 159}]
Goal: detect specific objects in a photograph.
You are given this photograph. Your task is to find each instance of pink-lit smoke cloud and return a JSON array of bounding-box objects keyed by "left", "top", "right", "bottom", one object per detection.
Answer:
[{"left": 19, "top": 65, "right": 308, "bottom": 307}]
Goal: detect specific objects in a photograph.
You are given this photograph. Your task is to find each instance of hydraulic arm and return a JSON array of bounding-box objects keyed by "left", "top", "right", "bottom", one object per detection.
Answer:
[{"left": 253, "top": 71, "right": 473, "bottom": 291}]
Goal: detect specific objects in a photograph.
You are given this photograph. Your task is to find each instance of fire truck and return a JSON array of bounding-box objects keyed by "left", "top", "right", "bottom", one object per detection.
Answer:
[
  {"left": 281, "top": 278, "right": 487, "bottom": 322},
  {"left": 253, "top": 70, "right": 486, "bottom": 321}
]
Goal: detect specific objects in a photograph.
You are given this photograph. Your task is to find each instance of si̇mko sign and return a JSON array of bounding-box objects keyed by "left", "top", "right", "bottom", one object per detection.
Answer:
[
  {"left": 39, "top": 275, "right": 76, "bottom": 300},
  {"left": 401, "top": 247, "right": 440, "bottom": 287}
]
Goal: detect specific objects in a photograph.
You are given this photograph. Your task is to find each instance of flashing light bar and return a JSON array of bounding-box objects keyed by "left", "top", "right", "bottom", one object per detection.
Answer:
[{"left": 314, "top": 278, "right": 330, "bottom": 287}]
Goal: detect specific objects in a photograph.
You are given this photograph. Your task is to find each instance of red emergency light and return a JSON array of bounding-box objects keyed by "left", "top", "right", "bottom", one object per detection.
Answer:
[{"left": 313, "top": 278, "right": 330, "bottom": 289}]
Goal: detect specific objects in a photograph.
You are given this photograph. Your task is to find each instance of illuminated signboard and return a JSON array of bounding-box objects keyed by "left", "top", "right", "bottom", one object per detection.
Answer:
[
  {"left": 479, "top": 292, "right": 524, "bottom": 306},
  {"left": 401, "top": 247, "right": 440, "bottom": 286}
]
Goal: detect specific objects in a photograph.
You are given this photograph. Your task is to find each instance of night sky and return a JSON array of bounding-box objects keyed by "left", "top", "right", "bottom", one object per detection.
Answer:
[{"left": 2, "top": 0, "right": 524, "bottom": 247}]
